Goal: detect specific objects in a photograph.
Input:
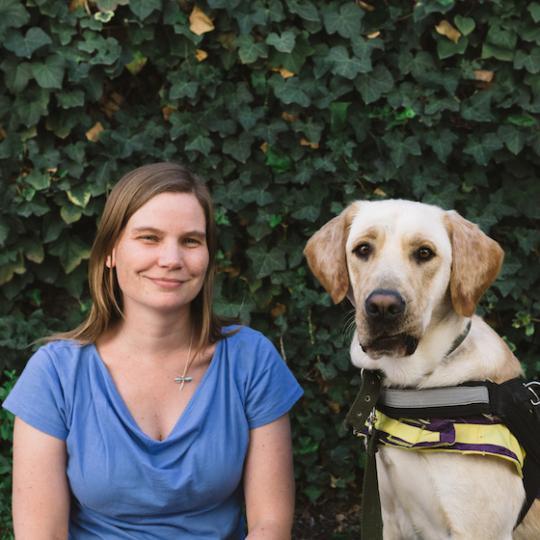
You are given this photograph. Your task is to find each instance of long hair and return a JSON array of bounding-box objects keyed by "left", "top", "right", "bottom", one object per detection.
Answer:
[{"left": 49, "top": 162, "right": 229, "bottom": 349}]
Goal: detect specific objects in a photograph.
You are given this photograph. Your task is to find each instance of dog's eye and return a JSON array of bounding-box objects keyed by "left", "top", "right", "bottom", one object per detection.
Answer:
[
  {"left": 414, "top": 246, "right": 435, "bottom": 262},
  {"left": 353, "top": 243, "right": 372, "bottom": 259}
]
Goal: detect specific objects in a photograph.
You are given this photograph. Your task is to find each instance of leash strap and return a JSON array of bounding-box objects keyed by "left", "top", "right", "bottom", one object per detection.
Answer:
[
  {"left": 346, "top": 370, "right": 384, "bottom": 539},
  {"left": 362, "top": 430, "right": 383, "bottom": 540},
  {"left": 345, "top": 369, "right": 382, "bottom": 432}
]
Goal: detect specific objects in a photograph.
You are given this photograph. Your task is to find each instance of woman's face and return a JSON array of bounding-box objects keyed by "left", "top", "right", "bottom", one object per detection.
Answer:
[{"left": 109, "top": 192, "right": 209, "bottom": 318}]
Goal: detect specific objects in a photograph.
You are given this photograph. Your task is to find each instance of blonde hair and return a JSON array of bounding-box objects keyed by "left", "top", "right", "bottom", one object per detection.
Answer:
[{"left": 49, "top": 162, "right": 229, "bottom": 349}]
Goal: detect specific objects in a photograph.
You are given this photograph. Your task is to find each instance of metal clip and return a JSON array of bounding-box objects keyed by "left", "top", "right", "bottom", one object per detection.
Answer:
[
  {"left": 524, "top": 381, "right": 540, "bottom": 406},
  {"left": 364, "top": 408, "right": 377, "bottom": 450}
]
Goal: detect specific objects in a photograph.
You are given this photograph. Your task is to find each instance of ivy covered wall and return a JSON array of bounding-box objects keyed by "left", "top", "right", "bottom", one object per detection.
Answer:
[{"left": 1, "top": 0, "right": 539, "bottom": 536}]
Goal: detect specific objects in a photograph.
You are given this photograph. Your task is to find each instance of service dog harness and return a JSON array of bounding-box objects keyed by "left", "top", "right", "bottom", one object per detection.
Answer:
[{"left": 346, "top": 369, "right": 540, "bottom": 539}]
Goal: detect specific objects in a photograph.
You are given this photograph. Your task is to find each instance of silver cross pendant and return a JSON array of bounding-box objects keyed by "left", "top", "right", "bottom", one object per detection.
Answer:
[{"left": 174, "top": 376, "right": 193, "bottom": 384}]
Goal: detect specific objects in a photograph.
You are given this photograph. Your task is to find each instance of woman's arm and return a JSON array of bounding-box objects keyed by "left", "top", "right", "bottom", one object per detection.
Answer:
[
  {"left": 243, "top": 414, "right": 295, "bottom": 540},
  {"left": 12, "top": 417, "right": 70, "bottom": 540}
]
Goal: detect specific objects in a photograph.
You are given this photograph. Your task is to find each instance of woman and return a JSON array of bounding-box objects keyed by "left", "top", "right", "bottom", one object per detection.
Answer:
[{"left": 3, "top": 163, "right": 303, "bottom": 539}]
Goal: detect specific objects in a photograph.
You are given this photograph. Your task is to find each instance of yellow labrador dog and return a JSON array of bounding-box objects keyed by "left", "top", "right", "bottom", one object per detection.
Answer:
[{"left": 304, "top": 200, "right": 540, "bottom": 539}]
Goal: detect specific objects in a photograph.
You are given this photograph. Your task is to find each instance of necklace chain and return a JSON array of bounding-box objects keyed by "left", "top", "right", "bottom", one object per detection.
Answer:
[{"left": 174, "top": 331, "right": 194, "bottom": 391}]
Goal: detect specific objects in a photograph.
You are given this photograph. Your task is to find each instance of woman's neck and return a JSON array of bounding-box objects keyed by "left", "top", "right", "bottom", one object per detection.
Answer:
[{"left": 101, "top": 306, "right": 194, "bottom": 360}]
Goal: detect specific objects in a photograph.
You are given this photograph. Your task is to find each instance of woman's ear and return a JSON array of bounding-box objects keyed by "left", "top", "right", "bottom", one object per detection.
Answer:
[{"left": 105, "top": 251, "right": 115, "bottom": 268}]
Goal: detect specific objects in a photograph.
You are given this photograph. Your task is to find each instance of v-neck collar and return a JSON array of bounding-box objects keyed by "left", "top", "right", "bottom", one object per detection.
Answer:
[{"left": 90, "top": 339, "right": 223, "bottom": 444}]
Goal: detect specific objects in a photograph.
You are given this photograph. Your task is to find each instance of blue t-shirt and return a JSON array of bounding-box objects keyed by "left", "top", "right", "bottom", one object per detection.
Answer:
[{"left": 2, "top": 326, "right": 303, "bottom": 539}]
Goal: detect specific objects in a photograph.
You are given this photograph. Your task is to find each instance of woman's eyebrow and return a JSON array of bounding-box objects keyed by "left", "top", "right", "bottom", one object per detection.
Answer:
[
  {"left": 131, "top": 226, "right": 162, "bottom": 234},
  {"left": 131, "top": 226, "right": 206, "bottom": 238}
]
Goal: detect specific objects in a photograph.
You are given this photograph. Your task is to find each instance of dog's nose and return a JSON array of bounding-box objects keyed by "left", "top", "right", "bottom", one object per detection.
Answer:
[{"left": 365, "top": 289, "right": 405, "bottom": 320}]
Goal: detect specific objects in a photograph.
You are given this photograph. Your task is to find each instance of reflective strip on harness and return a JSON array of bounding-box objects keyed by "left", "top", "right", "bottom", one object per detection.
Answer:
[
  {"left": 370, "top": 410, "right": 526, "bottom": 477},
  {"left": 381, "top": 385, "right": 490, "bottom": 409}
]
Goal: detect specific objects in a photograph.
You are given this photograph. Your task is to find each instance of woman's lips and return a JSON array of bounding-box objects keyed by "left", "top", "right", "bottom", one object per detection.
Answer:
[{"left": 146, "top": 277, "right": 184, "bottom": 288}]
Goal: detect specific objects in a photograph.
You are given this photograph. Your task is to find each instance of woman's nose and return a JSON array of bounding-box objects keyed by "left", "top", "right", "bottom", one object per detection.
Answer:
[{"left": 157, "top": 242, "right": 183, "bottom": 267}]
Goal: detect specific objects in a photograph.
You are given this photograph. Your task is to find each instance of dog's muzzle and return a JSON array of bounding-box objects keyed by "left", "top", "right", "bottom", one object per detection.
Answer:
[
  {"left": 361, "top": 334, "right": 419, "bottom": 358},
  {"left": 365, "top": 289, "right": 405, "bottom": 322},
  {"left": 361, "top": 289, "right": 419, "bottom": 358}
]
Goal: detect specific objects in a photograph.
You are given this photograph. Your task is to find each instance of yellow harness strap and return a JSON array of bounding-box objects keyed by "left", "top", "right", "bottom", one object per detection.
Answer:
[{"left": 373, "top": 410, "right": 526, "bottom": 477}]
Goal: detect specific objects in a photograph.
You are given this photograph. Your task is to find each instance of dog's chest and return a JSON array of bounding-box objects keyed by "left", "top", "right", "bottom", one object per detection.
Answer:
[
  {"left": 375, "top": 445, "right": 525, "bottom": 539},
  {"left": 376, "top": 446, "right": 451, "bottom": 535}
]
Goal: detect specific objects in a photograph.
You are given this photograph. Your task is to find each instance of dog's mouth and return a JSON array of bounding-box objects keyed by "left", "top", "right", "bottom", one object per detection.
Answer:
[{"left": 361, "top": 333, "right": 419, "bottom": 359}]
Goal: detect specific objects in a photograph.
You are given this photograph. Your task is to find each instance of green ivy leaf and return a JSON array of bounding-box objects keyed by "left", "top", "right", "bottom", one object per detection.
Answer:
[
  {"left": 185, "top": 135, "right": 214, "bottom": 156},
  {"left": 67, "top": 187, "right": 91, "bottom": 208},
  {"left": 413, "top": 0, "right": 454, "bottom": 22},
  {"left": 25, "top": 169, "right": 50, "bottom": 190},
  {"left": 23, "top": 239, "right": 44, "bottom": 264},
  {"left": 129, "top": 0, "right": 161, "bottom": 20},
  {"left": 56, "top": 90, "right": 85, "bottom": 109},
  {"left": 266, "top": 31, "right": 296, "bottom": 53},
  {"left": 454, "top": 15, "right": 475, "bottom": 36},
  {"left": 42, "top": 216, "right": 64, "bottom": 244},
  {"left": 355, "top": 64, "right": 393, "bottom": 104},
  {"left": 170, "top": 80, "right": 198, "bottom": 100},
  {"left": 247, "top": 245, "right": 286, "bottom": 278},
  {"left": 514, "top": 47, "right": 540, "bottom": 74},
  {"left": 31, "top": 55, "right": 65, "bottom": 89},
  {"left": 486, "top": 24, "right": 517, "bottom": 50},
  {"left": 2, "top": 58, "right": 32, "bottom": 92},
  {"left": 5, "top": 27, "right": 52, "bottom": 58},
  {"left": 265, "top": 146, "right": 293, "bottom": 173},
  {"left": 0, "top": 219, "right": 9, "bottom": 246},
  {"left": 437, "top": 36, "right": 468, "bottom": 60},
  {"left": 461, "top": 91, "right": 494, "bottom": 122},
  {"left": 497, "top": 125, "right": 526, "bottom": 155},
  {"left": 50, "top": 235, "right": 90, "bottom": 273},
  {"left": 382, "top": 133, "right": 421, "bottom": 167},
  {"left": 529, "top": 2, "right": 540, "bottom": 23},
  {"left": 482, "top": 25, "right": 517, "bottom": 61},
  {"left": 506, "top": 114, "right": 537, "bottom": 127},
  {"left": 351, "top": 37, "right": 378, "bottom": 72},
  {"left": 463, "top": 133, "right": 503, "bottom": 165},
  {"left": 95, "top": 10, "right": 114, "bottom": 23},
  {"left": 0, "top": 259, "right": 25, "bottom": 286},
  {"left": 0, "top": 0, "right": 30, "bottom": 33},
  {"left": 427, "top": 129, "right": 458, "bottom": 162},
  {"left": 327, "top": 45, "right": 369, "bottom": 79},
  {"left": 271, "top": 76, "right": 311, "bottom": 106},
  {"left": 329, "top": 101, "right": 350, "bottom": 132},
  {"left": 60, "top": 205, "right": 82, "bottom": 224},
  {"left": 125, "top": 51, "right": 148, "bottom": 75},
  {"left": 322, "top": 2, "right": 364, "bottom": 39},
  {"left": 270, "top": 34, "right": 314, "bottom": 72},
  {"left": 288, "top": 0, "right": 319, "bottom": 22},
  {"left": 237, "top": 35, "right": 268, "bottom": 64},
  {"left": 222, "top": 132, "right": 253, "bottom": 163},
  {"left": 481, "top": 42, "right": 513, "bottom": 61},
  {"left": 14, "top": 87, "right": 50, "bottom": 127}
]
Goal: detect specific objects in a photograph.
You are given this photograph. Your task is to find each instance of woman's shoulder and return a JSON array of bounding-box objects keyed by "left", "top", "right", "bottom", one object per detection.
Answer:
[
  {"left": 220, "top": 325, "right": 272, "bottom": 347},
  {"left": 219, "top": 325, "right": 283, "bottom": 368},
  {"left": 28, "top": 339, "right": 95, "bottom": 374}
]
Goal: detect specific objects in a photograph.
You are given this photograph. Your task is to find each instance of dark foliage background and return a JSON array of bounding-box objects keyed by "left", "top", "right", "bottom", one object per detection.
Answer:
[{"left": 0, "top": 0, "right": 539, "bottom": 537}]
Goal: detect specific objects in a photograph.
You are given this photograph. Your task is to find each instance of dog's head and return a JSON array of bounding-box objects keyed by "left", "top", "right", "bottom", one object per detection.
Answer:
[{"left": 304, "top": 200, "right": 503, "bottom": 360}]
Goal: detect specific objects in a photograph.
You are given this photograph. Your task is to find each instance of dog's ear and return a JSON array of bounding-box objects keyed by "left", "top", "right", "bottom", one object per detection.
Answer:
[
  {"left": 304, "top": 204, "right": 357, "bottom": 304},
  {"left": 444, "top": 210, "right": 504, "bottom": 317}
]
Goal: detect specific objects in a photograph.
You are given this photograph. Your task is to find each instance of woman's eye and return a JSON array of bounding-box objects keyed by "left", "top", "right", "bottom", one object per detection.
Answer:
[
  {"left": 414, "top": 246, "right": 435, "bottom": 262},
  {"left": 184, "top": 238, "right": 201, "bottom": 246},
  {"left": 353, "top": 243, "right": 372, "bottom": 259},
  {"left": 138, "top": 235, "right": 159, "bottom": 242}
]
